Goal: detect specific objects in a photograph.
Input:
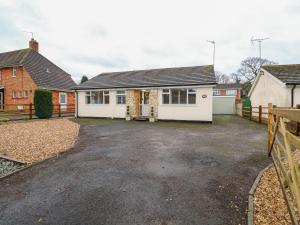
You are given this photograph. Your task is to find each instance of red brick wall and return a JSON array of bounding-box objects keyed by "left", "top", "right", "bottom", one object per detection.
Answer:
[
  {"left": 0, "top": 67, "right": 37, "bottom": 109},
  {"left": 52, "top": 91, "right": 75, "bottom": 105},
  {"left": 0, "top": 66, "right": 74, "bottom": 111}
]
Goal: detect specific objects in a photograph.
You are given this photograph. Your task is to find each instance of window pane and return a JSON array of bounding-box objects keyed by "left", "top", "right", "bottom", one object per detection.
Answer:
[
  {"left": 179, "top": 89, "right": 187, "bottom": 104},
  {"left": 117, "top": 95, "right": 126, "bottom": 104},
  {"left": 213, "top": 90, "right": 220, "bottom": 96},
  {"left": 162, "top": 94, "right": 169, "bottom": 104},
  {"left": 85, "top": 92, "right": 90, "bottom": 104},
  {"left": 99, "top": 91, "right": 103, "bottom": 104},
  {"left": 144, "top": 92, "right": 149, "bottom": 104},
  {"left": 226, "top": 90, "right": 236, "bottom": 96},
  {"left": 104, "top": 95, "right": 109, "bottom": 104},
  {"left": 104, "top": 90, "right": 109, "bottom": 95},
  {"left": 60, "top": 94, "right": 66, "bottom": 104},
  {"left": 162, "top": 89, "right": 169, "bottom": 93},
  {"left": 91, "top": 91, "right": 99, "bottom": 104},
  {"left": 171, "top": 89, "right": 179, "bottom": 104},
  {"left": 188, "top": 94, "right": 196, "bottom": 104}
]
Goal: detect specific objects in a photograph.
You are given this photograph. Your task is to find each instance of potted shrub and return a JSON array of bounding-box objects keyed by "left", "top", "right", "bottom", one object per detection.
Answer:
[
  {"left": 126, "top": 105, "right": 131, "bottom": 121},
  {"left": 149, "top": 106, "right": 155, "bottom": 122}
]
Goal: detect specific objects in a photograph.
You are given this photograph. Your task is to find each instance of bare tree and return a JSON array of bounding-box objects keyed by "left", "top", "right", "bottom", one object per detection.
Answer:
[
  {"left": 233, "top": 57, "right": 277, "bottom": 83},
  {"left": 230, "top": 73, "right": 241, "bottom": 84},
  {"left": 215, "top": 71, "right": 230, "bottom": 84}
]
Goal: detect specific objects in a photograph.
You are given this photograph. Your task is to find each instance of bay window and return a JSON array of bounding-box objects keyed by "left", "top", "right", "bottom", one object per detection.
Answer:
[{"left": 162, "top": 88, "right": 196, "bottom": 105}]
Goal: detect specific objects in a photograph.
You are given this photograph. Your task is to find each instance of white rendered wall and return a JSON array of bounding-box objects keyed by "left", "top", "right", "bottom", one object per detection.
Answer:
[
  {"left": 250, "top": 70, "right": 290, "bottom": 107},
  {"left": 157, "top": 87, "right": 213, "bottom": 121},
  {"left": 77, "top": 90, "right": 126, "bottom": 118}
]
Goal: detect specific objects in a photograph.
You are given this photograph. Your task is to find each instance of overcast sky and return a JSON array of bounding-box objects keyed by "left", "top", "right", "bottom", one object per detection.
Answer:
[{"left": 1, "top": 0, "right": 300, "bottom": 83}]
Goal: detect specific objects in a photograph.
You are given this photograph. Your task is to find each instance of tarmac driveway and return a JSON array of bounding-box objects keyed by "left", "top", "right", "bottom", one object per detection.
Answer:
[{"left": 0, "top": 116, "right": 270, "bottom": 225}]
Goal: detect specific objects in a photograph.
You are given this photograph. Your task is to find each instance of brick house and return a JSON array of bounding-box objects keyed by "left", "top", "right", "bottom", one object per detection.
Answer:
[
  {"left": 0, "top": 38, "right": 76, "bottom": 111},
  {"left": 213, "top": 83, "right": 242, "bottom": 100}
]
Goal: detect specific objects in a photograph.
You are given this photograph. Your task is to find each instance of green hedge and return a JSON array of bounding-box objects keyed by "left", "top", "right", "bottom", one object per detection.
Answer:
[{"left": 34, "top": 89, "right": 53, "bottom": 119}]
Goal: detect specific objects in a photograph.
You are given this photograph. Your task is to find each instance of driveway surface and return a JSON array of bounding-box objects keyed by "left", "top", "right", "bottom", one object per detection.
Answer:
[{"left": 0, "top": 116, "right": 270, "bottom": 225}]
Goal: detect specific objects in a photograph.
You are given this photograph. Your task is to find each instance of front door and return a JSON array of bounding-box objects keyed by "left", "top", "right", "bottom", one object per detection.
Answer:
[
  {"left": 140, "top": 91, "right": 150, "bottom": 116},
  {"left": 0, "top": 92, "right": 3, "bottom": 111}
]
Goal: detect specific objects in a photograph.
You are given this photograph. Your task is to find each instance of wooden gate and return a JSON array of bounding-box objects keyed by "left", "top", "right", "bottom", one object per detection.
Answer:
[{"left": 268, "top": 104, "right": 300, "bottom": 225}]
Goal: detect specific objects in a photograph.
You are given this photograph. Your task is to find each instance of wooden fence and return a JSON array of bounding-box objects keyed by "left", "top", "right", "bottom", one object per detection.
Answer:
[
  {"left": 268, "top": 104, "right": 300, "bottom": 225},
  {"left": 242, "top": 105, "right": 269, "bottom": 124},
  {"left": 238, "top": 103, "right": 300, "bottom": 127},
  {"left": 0, "top": 104, "right": 75, "bottom": 122}
]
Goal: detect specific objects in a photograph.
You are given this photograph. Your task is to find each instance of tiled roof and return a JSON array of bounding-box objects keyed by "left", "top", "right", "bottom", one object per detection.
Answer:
[
  {"left": 0, "top": 48, "right": 76, "bottom": 90},
  {"left": 262, "top": 64, "right": 300, "bottom": 84},
  {"left": 74, "top": 65, "right": 216, "bottom": 90},
  {"left": 213, "top": 83, "right": 242, "bottom": 89}
]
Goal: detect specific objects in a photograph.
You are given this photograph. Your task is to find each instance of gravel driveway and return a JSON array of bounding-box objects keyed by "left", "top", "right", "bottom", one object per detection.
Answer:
[{"left": 0, "top": 116, "right": 270, "bottom": 225}]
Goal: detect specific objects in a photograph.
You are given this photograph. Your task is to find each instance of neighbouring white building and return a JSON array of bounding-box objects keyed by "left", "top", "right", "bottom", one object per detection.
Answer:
[
  {"left": 249, "top": 64, "right": 300, "bottom": 107},
  {"left": 74, "top": 65, "right": 217, "bottom": 122}
]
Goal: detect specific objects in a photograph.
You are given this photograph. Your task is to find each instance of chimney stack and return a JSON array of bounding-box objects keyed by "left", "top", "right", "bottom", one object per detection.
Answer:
[{"left": 29, "top": 38, "right": 39, "bottom": 52}]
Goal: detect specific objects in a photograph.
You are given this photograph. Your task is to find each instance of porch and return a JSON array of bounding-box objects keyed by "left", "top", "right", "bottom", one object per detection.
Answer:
[{"left": 126, "top": 89, "right": 158, "bottom": 120}]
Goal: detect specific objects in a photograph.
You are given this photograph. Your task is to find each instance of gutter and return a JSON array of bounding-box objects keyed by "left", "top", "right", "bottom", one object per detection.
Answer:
[
  {"left": 75, "top": 90, "right": 79, "bottom": 118},
  {"left": 72, "top": 83, "right": 218, "bottom": 91}
]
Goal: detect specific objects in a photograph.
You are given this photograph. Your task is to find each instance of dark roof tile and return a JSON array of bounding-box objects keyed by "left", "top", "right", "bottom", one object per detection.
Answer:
[
  {"left": 75, "top": 65, "right": 216, "bottom": 89},
  {"left": 0, "top": 48, "right": 76, "bottom": 90},
  {"left": 262, "top": 64, "right": 300, "bottom": 84}
]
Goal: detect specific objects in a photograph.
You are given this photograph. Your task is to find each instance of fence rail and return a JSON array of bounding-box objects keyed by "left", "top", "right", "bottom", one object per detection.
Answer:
[
  {"left": 238, "top": 102, "right": 300, "bottom": 128},
  {"left": 268, "top": 103, "right": 300, "bottom": 225},
  {"left": 0, "top": 104, "right": 75, "bottom": 122}
]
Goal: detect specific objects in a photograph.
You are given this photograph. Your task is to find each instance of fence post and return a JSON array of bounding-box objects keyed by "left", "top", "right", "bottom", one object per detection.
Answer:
[
  {"left": 249, "top": 104, "right": 252, "bottom": 121},
  {"left": 273, "top": 105, "right": 277, "bottom": 122},
  {"left": 296, "top": 105, "right": 300, "bottom": 135},
  {"left": 29, "top": 103, "right": 33, "bottom": 119},
  {"left": 58, "top": 104, "right": 61, "bottom": 117},
  {"left": 259, "top": 105, "right": 262, "bottom": 123},
  {"left": 268, "top": 103, "right": 273, "bottom": 150}
]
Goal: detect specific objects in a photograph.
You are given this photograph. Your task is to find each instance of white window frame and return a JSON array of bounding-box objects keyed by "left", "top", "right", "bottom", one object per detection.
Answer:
[
  {"left": 162, "top": 88, "right": 197, "bottom": 105},
  {"left": 116, "top": 90, "right": 126, "bottom": 104},
  {"left": 226, "top": 89, "right": 237, "bottom": 96},
  {"left": 104, "top": 91, "right": 110, "bottom": 104},
  {"left": 85, "top": 91, "right": 91, "bottom": 104},
  {"left": 213, "top": 89, "right": 221, "bottom": 96},
  {"left": 59, "top": 92, "right": 67, "bottom": 105},
  {"left": 12, "top": 67, "right": 17, "bottom": 77},
  {"left": 85, "top": 91, "right": 110, "bottom": 105}
]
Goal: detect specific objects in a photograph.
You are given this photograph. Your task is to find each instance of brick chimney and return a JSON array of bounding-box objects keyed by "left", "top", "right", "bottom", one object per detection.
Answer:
[{"left": 29, "top": 38, "right": 39, "bottom": 52}]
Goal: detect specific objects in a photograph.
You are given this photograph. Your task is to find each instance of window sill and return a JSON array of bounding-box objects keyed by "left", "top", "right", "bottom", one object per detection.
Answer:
[
  {"left": 160, "top": 104, "right": 197, "bottom": 107},
  {"left": 85, "top": 104, "right": 111, "bottom": 106}
]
